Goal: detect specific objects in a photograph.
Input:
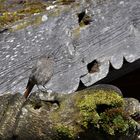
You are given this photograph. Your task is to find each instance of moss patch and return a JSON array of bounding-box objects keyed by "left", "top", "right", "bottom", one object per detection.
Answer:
[
  {"left": 48, "top": 88, "right": 137, "bottom": 138},
  {"left": 76, "top": 89, "right": 137, "bottom": 135},
  {"left": 10, "top": 16, "right": 42, "bottom": 31},
  {"left": 0, "top": 0, "right": 48, "bottom": 29},
  {"left": 55, "top": 124, "right": 75, "bottom": 139},
  {"left": 77, "top": 89, "right": 124, "bottom": 127},
  {"left": 0, "top": 0, "right": 77, "bottom": 30},
  {"left": 100, "top": 108, "right": 137, "bottom": 135}
]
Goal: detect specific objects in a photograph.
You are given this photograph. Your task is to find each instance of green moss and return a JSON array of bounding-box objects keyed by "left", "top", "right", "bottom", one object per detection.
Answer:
[
  {"left": 0, "top": 0, "right": 6, "bottom": 2},
  {"left": 10, "top": 16, "right": 42, "bottom": 31},
  {"left": 78, "top": 89, "right": 124, "bottom": 107},
  {"left": 76, "top": 89, "right": 137, "bottom": 135},
  {"left": 49, "top": 94, "right": 83, "bottom": 139},
  {"left": 0, "top": 1, "right": 47, "bottom": 29},
  {"left": 55, "top": 124, "right": 75, "bottom": 139},
  {"left": 44, "top": 88, "right": 137, "bottom": 138},
  {"left": 100, "top": 108, "right": 137, "bottom": 135},
  {"left": 0, "top": 0, "right": 78, "bottom": 30},
  {"left": 77, "top": 89, "right": 124, "bottom": 128}
]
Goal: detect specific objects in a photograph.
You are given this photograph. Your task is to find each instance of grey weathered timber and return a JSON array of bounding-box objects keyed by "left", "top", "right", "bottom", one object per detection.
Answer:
[{"left": 0, "top": 0, "right": 140, "bottom": 95}]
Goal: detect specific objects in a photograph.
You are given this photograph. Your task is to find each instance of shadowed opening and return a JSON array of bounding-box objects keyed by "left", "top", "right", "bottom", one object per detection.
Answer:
[
  {"left": 96, "top": 59, "right": 140, "bottom": 101},
  {"left": 12, "top": 135, "right": 18, "bottom": 140},
  {"left": 34, "top": 103, "right": 42, "bottom": 109},
  {"left": 78, "top": 11, "right": 92, "bottom": 26},
  {"left": 87, "top": 60, "right": 100, "bottom": 73},
  {"left": 78, "top": 11, "right": 86, "bottom": 23},
  {"left": 96, "top": 104, "right": 112, "bottom": 114},
  {"left": 78, "top": 59, "right": 140, "bottom": 101}
]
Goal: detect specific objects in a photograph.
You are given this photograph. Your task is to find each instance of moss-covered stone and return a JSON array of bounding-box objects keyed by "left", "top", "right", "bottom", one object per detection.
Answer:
[
  {"left": 48, "top": 88, "right": 137, "bottom": 138},
  {"left": 77, "top": 89, "right": 124, "bottom": 128},
  {"left": 0, "top": 87, "right": 139, "bottom": 139},
  {"left": 73, "top": 89, "right": 137, "bottom": 136}
]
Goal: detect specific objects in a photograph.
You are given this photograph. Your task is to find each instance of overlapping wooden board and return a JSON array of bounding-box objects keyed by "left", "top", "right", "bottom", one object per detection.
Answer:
[{"left": 0, "top": 0, "right": 140, "bottom": 94}]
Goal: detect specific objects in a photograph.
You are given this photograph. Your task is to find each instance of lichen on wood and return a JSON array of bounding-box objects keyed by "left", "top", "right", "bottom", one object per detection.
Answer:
[
  {"left": 0, "top": 0, "right": 77, "bottom": 30},
  {"left": 0, "top": 0, "right": 55, "bottom": 30}
]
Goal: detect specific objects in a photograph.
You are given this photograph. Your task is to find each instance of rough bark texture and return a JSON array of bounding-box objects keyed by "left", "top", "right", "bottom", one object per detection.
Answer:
[
  {"left": 0, "top": 0, "right": 140, "bottom": 95},
  {"left": 0, "top": 85, "right": 140, "bottom": 140}
]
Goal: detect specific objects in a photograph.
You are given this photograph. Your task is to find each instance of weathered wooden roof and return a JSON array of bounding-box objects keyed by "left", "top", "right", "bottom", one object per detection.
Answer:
[{"left": 0, "top": 0, "right": 140, "bottom": 94}]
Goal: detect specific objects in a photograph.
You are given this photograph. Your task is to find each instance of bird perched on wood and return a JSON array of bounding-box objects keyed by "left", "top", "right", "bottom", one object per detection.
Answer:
[{"left": 24, "top": 55, "right": 55, "bottom": 98}]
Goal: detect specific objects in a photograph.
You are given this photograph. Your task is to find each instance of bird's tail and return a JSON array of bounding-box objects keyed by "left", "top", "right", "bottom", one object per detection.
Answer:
[{"left": 24, "top": 80, "right": 34, "bottom": 99}]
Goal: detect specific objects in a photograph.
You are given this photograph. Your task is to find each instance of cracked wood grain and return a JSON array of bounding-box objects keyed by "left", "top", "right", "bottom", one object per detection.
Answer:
[{"left": 0, "top": 0, "right": 140, "bottom": 95}]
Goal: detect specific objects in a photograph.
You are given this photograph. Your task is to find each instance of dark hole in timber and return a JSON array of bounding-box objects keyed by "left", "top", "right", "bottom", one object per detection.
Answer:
[
  {"left": 78, "top": 59, "right": 140, "bottom": 101},
  {"left": 34, "top": 103, "right": 42, "bottom": 109},
  {"left": 77, "top": 80, "right": 86, "bottom": 91},
  {"left": 48, "top": 100, "right": 60, "bottom": 107},
  {"left": 78, "top": 11, "right": 92, "bottom": 26},
  {"left": 0, "top": 28, "right": 8, "bottom": 33},
  {"left": 87, "top": 60, "right": 100, "bottom": 73},
  {"left": 96, "top": 104, "right": 112, "bottom": 114},
  {"left": 78, "top": 11, "right": 86, "bottom": 23},
  {"left": 131, "top": 112, "right": 140, "bottom": 121},
  {"left": 12, "top": 135, "right": 18, "bottom": 140}
]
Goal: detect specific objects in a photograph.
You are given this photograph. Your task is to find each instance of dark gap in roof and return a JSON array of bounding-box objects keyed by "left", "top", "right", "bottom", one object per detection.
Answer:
[
  {"left": 78, "top": 11, "right": 92, "bottom": 26},
  {"left": 77, "top": 59, "right": 140, "bottom": 101},
  {"left": 87, "top": 60, "right": 100, "bottom": 73}
]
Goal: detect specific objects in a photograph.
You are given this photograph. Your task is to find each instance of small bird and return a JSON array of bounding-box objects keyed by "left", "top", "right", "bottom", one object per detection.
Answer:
[{"left": 24, "top": 55, "right": 54, "bottom": 98}]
